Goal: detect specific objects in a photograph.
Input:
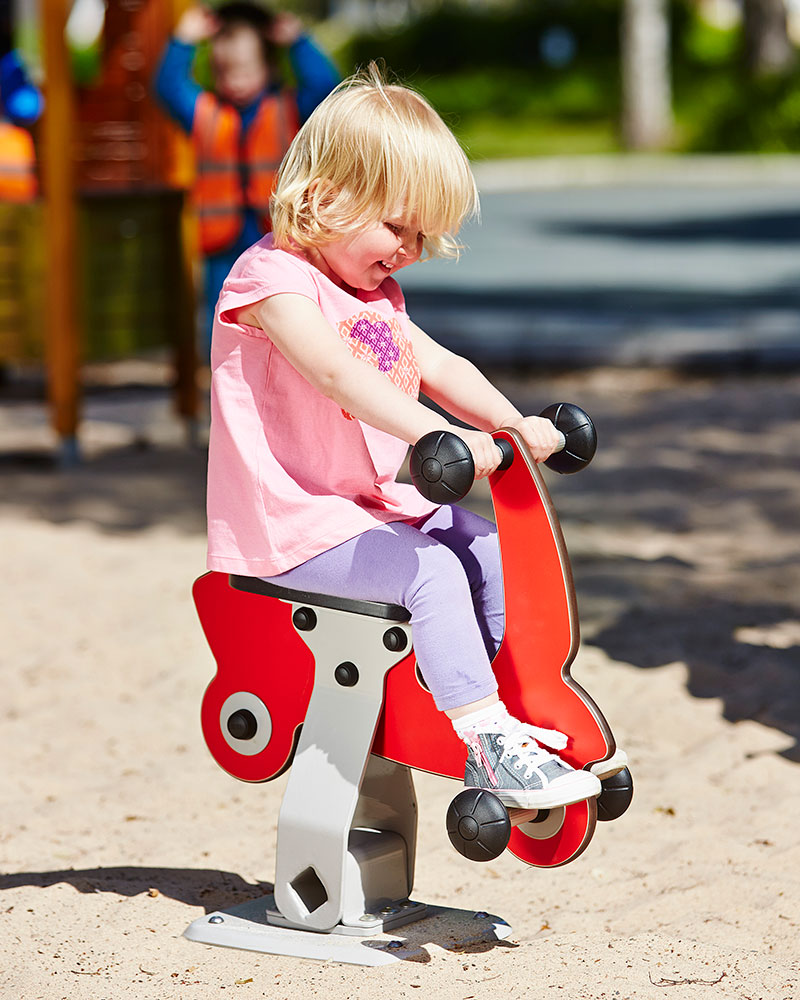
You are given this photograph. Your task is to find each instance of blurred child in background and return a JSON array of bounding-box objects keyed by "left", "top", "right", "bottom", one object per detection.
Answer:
[{"left": 154, "top": 2, "right": 339, "bottom": 356}]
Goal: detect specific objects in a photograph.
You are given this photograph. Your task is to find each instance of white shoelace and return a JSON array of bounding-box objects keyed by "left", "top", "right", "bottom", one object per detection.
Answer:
[
  {"left": 497, "top": 730, "right": 555, "bottom": 780},
  {"left": 507, "top": 718, "right": 569, "bottom": 751}
]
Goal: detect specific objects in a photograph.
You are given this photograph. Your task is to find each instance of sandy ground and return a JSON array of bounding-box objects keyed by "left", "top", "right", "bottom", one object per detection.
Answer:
[{"left": 1, "top": 366, "right": 799, "bottom": 1000}]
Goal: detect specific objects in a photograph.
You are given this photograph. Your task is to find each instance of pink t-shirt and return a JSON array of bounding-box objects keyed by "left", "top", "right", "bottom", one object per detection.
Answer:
[{"left": 206, "top": 234, "right": 438, "bottom": 576}]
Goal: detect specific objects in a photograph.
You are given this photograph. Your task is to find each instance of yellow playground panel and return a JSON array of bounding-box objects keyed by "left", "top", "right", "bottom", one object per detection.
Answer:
[
  {"left": 0, "top": 202, "right": 43, "bottom": 363},
  {"left": 0, "top": 194, "right": 191, "bottom": 365}
]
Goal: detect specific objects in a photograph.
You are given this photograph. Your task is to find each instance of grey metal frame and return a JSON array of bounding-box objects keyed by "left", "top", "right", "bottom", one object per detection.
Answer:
[{"left": 268, "top": 601, "right": 423, "bottom": 934}]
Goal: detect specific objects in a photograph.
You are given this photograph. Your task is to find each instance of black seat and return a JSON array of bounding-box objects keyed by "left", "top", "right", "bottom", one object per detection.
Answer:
[{"left": 229, "top": 575, "right": 410, "bottom": 622}]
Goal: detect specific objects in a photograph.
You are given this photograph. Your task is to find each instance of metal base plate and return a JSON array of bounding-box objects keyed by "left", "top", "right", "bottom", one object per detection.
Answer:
[
  {"left": 184, "top": 895, "right": 512, "bottom": 966},
  {"left": 266, "top": 897, "right": 427, "bottom": 936}
]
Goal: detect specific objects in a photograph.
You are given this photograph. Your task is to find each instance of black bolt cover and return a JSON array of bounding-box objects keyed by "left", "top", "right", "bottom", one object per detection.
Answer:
[
  {"left": 227, "top": 708, "right": 258, "bottom": 741},
  {"left": 334, "top": 661, "right": 359, "bottom": 687},
  {"left": 293, "top": 607, "right": 317, "bottom": 631},
  {"left": 383, "top": 627, "right": 408, "bottom": 652},
  {"left": 457, "top": 815, "right": 480, "bottom": 840}
]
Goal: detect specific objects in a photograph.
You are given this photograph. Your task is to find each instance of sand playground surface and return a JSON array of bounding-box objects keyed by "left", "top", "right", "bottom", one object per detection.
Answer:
[{"left": 1, "top": 365, "right": 799, "bottom": 1000}]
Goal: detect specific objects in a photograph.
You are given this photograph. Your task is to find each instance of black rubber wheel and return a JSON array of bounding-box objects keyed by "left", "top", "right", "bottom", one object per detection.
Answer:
[
  {"left": 446, "top": 788, "right": 511, "bottom": 862},
  {"left": 596, "top": 767, "right": 634, "bottom": 822}
]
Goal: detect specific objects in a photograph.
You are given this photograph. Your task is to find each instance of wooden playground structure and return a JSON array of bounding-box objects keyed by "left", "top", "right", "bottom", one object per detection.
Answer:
[{"left": 1, "top": 0, "right": 197, "bottom": 460}]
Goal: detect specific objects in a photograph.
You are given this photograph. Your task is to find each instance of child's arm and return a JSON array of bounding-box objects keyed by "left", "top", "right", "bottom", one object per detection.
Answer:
[
  {"left": 288, "top": 39, "right": 340, "bottom": 122},
  {"left": 407, "top": 319, "right": 563, "bottom": 463},
  {"left": 235, "top": 294, "right": 505, "bottom": 479},
  {"left": 153, "top": 7, "right": 216, "bottom": 133},
  {"left": 269, "top": 14, "right": 340, "bottom": 122}
]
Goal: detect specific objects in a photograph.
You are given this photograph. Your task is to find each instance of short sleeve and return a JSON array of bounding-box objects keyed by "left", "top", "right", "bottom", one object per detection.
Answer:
[{"left": 217, "top": 243, "right": 321, "bottom": 328}]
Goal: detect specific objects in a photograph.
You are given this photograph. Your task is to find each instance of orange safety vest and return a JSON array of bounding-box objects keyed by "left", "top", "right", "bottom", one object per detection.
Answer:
[
  {"left": 0, "top": 121, "right": 37, "bottom": 202},
  {"left": 191, "top": 91, "right": 299, "bottom": 255}
]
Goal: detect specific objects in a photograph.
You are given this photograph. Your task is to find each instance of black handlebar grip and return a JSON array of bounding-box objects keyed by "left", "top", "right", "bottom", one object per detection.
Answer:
[
  {"left": 495, "top": 437, "right": 514, "bottom": 470},
  {"left": 539, "top": 402, "right": 597, "bottom": 474},
  {"left": 410, "top": 431, "right": 475, "bottom": 503},
  {"left": 410, "top": 433, "right": 516, "bottom": 503}
]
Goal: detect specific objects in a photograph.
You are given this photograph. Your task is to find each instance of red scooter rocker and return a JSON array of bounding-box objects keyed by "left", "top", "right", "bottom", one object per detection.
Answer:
[{"left": 187, "top": 403, "right": 633, "bottom": 957}]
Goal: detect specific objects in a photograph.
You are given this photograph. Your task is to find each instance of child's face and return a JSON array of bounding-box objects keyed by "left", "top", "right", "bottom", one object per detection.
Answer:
[
  {"left": 316, "top": 211, "right": 425, "bottom": 292},
  {"left": 211, "top": 27, "right": 270, "bottom": 107}
]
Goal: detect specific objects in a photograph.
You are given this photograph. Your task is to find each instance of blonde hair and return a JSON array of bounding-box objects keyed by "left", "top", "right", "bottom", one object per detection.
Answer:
[{"left": 270, "top": 64, "right": 479, "bottom": 260}]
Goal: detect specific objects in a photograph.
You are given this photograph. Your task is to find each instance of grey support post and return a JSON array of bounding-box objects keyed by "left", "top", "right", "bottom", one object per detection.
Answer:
[{"left": 268, "top": 601, "right": 426, "bottom": 934}]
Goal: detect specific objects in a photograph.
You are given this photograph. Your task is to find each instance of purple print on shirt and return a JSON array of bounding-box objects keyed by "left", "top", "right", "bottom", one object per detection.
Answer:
[{"left": 349, "top": 317, "right": 400, "bottom": 372}]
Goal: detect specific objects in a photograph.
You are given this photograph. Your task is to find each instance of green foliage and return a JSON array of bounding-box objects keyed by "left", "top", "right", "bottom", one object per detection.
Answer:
[
  {"left": 686, "top": 68, "right": 800, "bottom": 152},
  {"left": 339, "top": 0, "right": 623, "bottom": 156},
  {"left": 456, "top": 114, "right": 619, "bottom": 160},
  {"left": 682, "top": 13, "right": 738, "bottom": 67},
  {"left": 419, "top": 67, "right": 616, "bottom": 123},
  {"left": 418, "top": 68, "right": 621, "bottom": 158},
  {"left": 71, "top": 45, "right": 103, "bottom": 87},
  {"left": 671, "top": 1, "right": 800, "bottom": 152},
  {"left": 343, "top": 0, "right": 621, "bottom": 76},
  {"left": 337, "top": 0, "right": 800, "bottom": 156}
]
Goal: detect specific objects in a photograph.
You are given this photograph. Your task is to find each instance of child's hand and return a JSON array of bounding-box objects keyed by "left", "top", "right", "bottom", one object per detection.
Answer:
[
  {"left": 458, "top": 428, "right": 505, "bottom": 480},
  {"left": 505, "top": 415, "right": 563, "bottom": 463},
  {"left": 269, "top": 12, "right": 304, "bottom": 46},
  {"left": 175, "top": 5, "right": 219, "bottom": 44}
]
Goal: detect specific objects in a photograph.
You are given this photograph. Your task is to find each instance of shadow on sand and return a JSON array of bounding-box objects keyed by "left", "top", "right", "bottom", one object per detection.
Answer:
[
  {"left": 0, "top": 867, "right": 518, "bottom": 961},
  {"left": 0, "top": 438, "right": 208, "bottom": 534},
  {"left": 0, "top": 866, "right": 270, "bottom": 915}
]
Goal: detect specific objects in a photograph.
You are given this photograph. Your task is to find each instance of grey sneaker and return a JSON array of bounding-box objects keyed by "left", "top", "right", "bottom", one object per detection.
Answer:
[{"left": 463, "top": 725, "right": 602, "bottom": 810}]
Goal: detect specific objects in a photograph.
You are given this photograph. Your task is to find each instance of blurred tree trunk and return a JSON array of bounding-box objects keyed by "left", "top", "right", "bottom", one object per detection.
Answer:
[
  {"left": 742, "top": 0, "right": 795, "bottom": 76},
  {"left": 621, "top": 0, "right": 673, "bottom": 150}
]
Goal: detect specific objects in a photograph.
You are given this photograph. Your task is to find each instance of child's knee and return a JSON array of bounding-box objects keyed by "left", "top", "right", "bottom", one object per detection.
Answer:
[{"left": 411, "top": 540, "right": 474, "bottom": 605}]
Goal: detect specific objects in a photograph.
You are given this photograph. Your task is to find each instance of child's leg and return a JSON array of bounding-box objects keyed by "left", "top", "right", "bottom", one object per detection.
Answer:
[
  {"left": 414, "top": 505, "right": 504, "bottom": 662},
  {"left": 262, "top": 520, "right": 498, "bottom": 711},
  {"left": 262, "top": 520, "right": 600, "bottom": 808}
]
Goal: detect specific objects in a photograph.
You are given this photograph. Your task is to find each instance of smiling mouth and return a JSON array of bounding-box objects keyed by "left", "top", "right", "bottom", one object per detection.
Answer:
[{"left": 378, "top": 260, "right": 393, "bottom": 272}]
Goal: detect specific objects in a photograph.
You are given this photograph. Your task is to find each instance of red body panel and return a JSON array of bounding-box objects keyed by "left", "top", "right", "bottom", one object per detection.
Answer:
[
  {"left": 193, "top": 429, "right": 614, "bottom": 866},
  {"left": 193, "top": 572, "right": 314, "bottom": 783}
]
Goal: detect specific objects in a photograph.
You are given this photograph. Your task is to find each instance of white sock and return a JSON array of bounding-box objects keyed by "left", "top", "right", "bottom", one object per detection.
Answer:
[
  {"left": 452, "top": 700, "right": 513, "bottom": 741},
  {"left": 452, "top": 700, "right": 569, "bottom": 751}
]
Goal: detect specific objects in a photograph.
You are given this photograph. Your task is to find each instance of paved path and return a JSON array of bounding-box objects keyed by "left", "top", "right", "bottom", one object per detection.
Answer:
[{"left": 400, "top": 156, "right": 800, "bottom": 368}]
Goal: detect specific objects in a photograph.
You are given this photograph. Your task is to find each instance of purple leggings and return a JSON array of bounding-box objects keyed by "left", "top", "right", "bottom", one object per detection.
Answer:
[{"left": 261, "top": 506, "right": 503, "bottom": 711}]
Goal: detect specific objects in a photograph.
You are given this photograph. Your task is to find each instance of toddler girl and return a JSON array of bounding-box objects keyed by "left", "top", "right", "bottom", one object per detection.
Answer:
[{"left": 206, "top": 65, "right": 601, "bottom": 811}]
